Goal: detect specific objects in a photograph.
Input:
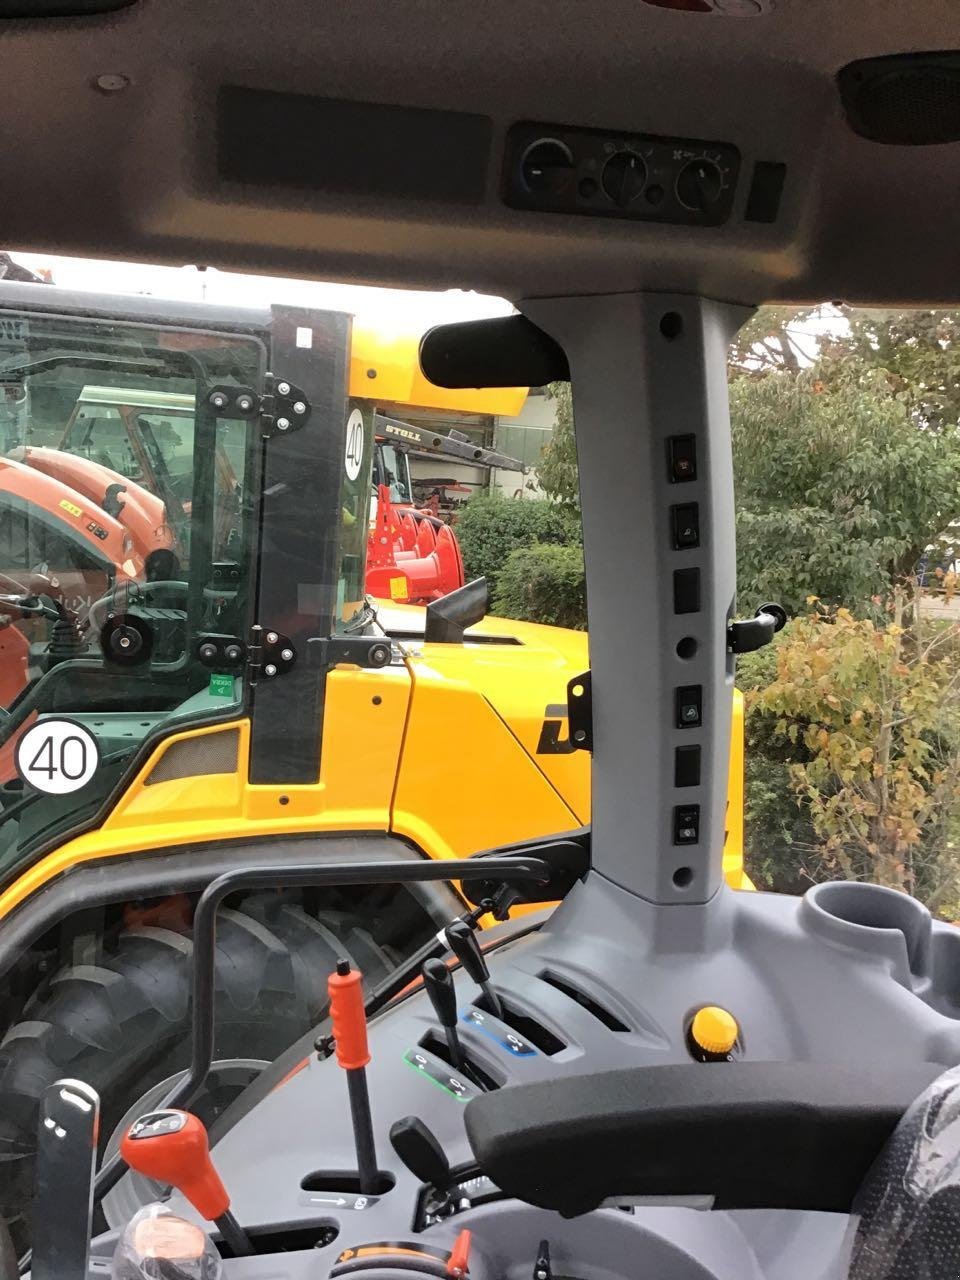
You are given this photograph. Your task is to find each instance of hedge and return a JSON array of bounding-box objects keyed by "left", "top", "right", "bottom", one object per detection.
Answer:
[
  {"left": 492, "top": 542, "right": 587, "bottom": 630},
  {"left": 454, "top": 494, "right": 580, "bottom": 596}
]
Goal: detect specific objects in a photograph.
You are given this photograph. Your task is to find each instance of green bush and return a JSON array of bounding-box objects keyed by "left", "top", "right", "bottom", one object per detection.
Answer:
[
  {"left": 737, "top": 641, "right": 816, "bottom": 893},
  {"left": 492, "top": 543, "right": 586, "bottom": 630},
  {"left": 454, "top": 494, "right": 580, "bottom": 595}
]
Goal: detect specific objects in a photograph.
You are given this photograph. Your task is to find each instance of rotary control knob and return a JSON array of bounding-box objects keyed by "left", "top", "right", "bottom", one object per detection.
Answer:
[
  {"left": 675, "top": 157, "right": 724, "bottom": 212},
  {"left": 601, "top": 151, "right": 647, "bottom": 206},
  {"left": 520, "top": 139, "right": 575, "bottom": 195}
]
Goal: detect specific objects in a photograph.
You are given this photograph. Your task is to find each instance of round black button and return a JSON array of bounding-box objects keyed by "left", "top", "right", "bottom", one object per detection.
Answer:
[
  {"left": 578, "top": 176, "right": 598, "bottom": 199},
  {"left": 646, "top": 183, "right": 665, "bottom": 205}
]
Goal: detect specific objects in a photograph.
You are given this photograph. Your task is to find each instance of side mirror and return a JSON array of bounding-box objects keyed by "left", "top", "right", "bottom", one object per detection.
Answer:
[
  {"left": 424, "top": 578, "right": 489, "bottom": 644},
  {"left": 419, "top": 315, "right": 569, "bottom": 389}
]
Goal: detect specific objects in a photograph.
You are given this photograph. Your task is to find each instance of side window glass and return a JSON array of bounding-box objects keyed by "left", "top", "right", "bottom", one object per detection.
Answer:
[{"left": 0, "top": 313, "right": 262, "bottom": 873}]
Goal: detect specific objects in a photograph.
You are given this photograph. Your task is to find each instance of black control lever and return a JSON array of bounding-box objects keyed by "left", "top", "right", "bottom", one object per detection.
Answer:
[
  {"left": 422, "top": 958, "right": 464, "bottom": 1070},
  {"left": 389, "top": 1116, "right": 451, "bottom": 1190},
  {"left": 533, "top": 1240, "right": 552, "bottom": 1280},
  {"left": 445, "top": 920, "right": 504, "bottom": 1020},
  {"left": 33, "top": 1079, "right": 100, "bottom": 1280}
]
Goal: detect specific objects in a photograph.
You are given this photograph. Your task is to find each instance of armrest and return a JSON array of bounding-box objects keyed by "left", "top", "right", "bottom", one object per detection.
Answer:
[{"left": 464, "top": 1061, "right": 942, "bottom": 1217}]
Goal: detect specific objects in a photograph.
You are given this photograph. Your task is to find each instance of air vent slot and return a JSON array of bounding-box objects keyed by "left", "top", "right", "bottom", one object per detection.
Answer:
[
  {"left": 419, "top": 1031, "right": 503, "bottom": 1092},
  {"left": 301, "top": 1170, "right": 395, "bottom": 1196},
  {"left": 538, "top": 970, "right": 630, "bottom": 1032},
  {"left": 473, "top": 991, "right": 565, "bottom": 1055}
]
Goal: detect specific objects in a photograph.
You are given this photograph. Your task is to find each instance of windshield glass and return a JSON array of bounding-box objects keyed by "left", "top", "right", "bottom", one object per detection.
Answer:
[
  {"left": 376, "top": 441, "right": 411, "bottom": 503},
  {"left": 0, "top": 308, "right": 261, "bottom": 873}
]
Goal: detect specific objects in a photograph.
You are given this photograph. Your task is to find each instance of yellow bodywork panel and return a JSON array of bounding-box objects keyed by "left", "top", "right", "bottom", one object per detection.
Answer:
[
  {"left": 391, "top": 655, "right": 581, "bottom": 862},
  {"left": 0, "top": 614, "right": 750, "bottom": 920},
  {"left": 349, "top": 323, "right": 527, "bottom": 418},
  {"left": 0, "top": 666, "right": 411, "bottom": 920}
]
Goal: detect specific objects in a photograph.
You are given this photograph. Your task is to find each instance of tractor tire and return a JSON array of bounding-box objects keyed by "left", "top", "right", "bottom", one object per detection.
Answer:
[{"left": 0, "top": 894, "right": 394, "bottom": 1241}]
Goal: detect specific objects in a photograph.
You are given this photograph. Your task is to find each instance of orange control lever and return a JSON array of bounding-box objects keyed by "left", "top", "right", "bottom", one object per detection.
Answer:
[
  {"left": 120, "top": 1110, "right": 230, "bottom": 1221},
  {"left": 447, "top": 1229, "right": 471, "bottom": 1277},
  {"left": 328, "top": 962, "right": 370, "bottom": 1070}
]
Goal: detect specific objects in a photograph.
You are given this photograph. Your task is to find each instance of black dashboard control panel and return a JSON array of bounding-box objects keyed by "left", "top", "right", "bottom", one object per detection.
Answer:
[{"left": 505, "top": 122, "right": 740, "bottom": 226}]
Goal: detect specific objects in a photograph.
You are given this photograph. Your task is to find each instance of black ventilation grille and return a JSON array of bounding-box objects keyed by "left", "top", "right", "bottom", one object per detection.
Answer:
[
  {"left": 538, "top": 971, "right": 631, "bottom": 1032},
  {"left": 145, "top": 728, "right": 239, "bottom": 785},
  {"left": 839, "top": 53, "right": 960, "bottom": 145}
]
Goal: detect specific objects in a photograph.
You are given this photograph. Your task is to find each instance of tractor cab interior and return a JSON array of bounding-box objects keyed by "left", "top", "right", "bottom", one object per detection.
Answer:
[{"left": 1, "top": 2, "right": 960, "bottom": 1279}]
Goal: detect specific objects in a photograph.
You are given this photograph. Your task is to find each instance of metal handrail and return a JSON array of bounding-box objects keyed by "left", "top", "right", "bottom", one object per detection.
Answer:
[{"left": 92, "top": 853, "right": 549, "bottom": 1201}]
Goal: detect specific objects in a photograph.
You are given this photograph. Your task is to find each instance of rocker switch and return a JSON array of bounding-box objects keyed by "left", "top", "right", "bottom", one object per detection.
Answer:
[
  {"left": 676, "top": 686, "right": 702, "bottom": 728},
  {"left": 668, "top": 435, "right": 697, "bottom": 484},
  {"left": 672, "top": 503, "right": 700, "bottom": 549},
  {"left": 673, "top": 805, "right": 700, "bottom": 845}
]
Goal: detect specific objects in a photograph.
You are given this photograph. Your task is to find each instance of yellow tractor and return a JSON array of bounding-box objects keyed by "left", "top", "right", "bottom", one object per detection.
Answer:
[{"left": 0, "top": 282, "right": 746, "bottom": 1228}]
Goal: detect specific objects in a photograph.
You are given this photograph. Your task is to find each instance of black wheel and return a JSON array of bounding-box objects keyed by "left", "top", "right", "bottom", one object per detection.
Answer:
[{"left": 0, "top": 893, "right": 395, "bottom": 1248}]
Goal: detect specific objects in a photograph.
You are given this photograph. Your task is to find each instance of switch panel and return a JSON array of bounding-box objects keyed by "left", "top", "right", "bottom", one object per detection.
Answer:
[
  {"left": 676, "top": 685, "right": 702, "bottom": 728},
  {"left": 673, "top": 805, "right": 701, "bottom": 845},
  {"left": 504, "top": 122, "right": 740, "bottom": 227}
]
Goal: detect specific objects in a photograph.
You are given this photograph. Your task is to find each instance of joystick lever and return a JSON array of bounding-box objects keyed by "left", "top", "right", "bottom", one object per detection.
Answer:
[
  {"left": 422, "top": 958, "right": 464, "bottom": 1070},
  {"left": 120, "top": 1110, "right": 254, "bottom": 1257},
  {"left": 389, "top": 1115, "right": 451, "bottom": 1190},
  {"left": 445, "top": 920, "right": 503, "bottom": 1019},
  {"left": 328, "top": 958, "right": 380, "bottom": 1196}
]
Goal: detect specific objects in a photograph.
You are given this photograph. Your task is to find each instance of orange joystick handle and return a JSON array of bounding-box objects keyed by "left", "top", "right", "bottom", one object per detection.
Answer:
[
  {"left": 120, "top": 1110, "right": 229, "bottom": 1220},
  {"left": 327, "top": 959, "right": 379, "bottom": 1195},
  {"left": 328, "top": 959, "right": 371, "bottom": 1070}
]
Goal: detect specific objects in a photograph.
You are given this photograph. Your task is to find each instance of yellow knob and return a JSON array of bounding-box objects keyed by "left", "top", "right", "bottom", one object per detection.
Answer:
[{"left": 691, "top": 1006, "right": 739, "bottom": 1056}]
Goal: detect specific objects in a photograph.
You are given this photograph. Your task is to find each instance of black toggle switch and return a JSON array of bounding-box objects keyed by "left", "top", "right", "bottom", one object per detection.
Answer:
[
  {"left": 673, "top": 567, "right": 701, "bottom": 614},
  {"left": 676, "top": 685, "right": 702, "bottom": 729},
  {"left": 668, "top": 434, "right": 697, "bottom": 484},
  {"left": 673, "top": 804, "right": 700, "bottom": 845},
  {"left": 389, "top": 1116, "right": 451, "bottom": 1189},
  {"left": 671, "top": 503, "right": 700, "bottom": 549}
]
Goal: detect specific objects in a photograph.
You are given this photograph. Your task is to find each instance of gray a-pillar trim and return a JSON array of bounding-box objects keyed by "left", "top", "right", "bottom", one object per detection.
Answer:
[{"left": 522, "top": 294, "right": 751, "bottom": 905}]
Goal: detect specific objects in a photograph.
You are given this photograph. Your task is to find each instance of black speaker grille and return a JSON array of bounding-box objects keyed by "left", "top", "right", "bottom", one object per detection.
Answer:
[
  {"left": 839, "top": 53, "right": 960, "bottom": 145},
  {"left": 145, "top": 728, "right": 239, "bottom": 785}
]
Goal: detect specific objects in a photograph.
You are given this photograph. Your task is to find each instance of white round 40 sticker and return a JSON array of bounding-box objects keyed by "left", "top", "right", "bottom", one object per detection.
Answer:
[
  {"left": 16, "top": 719, "right": 100, "bottom": 795},
  {"left": 344, "top": 408, "right": 364, "bottom": 482}
]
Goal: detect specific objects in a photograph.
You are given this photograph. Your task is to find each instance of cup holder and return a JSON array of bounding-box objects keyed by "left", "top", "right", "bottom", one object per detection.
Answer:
[{"left": 802, "top": 881, "right": 932, "bottom": 986}]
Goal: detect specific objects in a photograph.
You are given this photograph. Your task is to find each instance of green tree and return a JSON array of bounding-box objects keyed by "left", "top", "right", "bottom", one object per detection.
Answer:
[
  {"left": 752, "top": 597, "right": 960, "bottom": 912},
  {"left": 831, "top": 309, "right": 960, "bottom": 431},
  {"left": 537, "top": 382, "right": 579, "bottom": 509},
  {"left": 732, "top": 309, "right": 960, "bottom": 611}
]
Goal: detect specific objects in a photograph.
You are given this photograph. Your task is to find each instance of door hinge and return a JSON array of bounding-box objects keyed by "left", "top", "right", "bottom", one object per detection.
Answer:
[
  {"left": 205, "top": 374, "right": 311, "bottom": 439},
  {"left": 247, "top": 625, "right": 297, "bottom": 684}
]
